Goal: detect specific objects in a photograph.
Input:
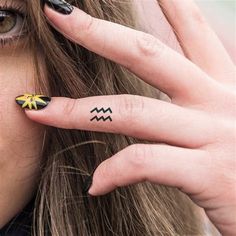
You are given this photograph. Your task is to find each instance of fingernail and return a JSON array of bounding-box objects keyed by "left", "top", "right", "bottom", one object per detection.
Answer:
[
  {"left": 15, "top": 94, "right": 51, "bottom": 110},
  {"left": 44, "top": 0, "right": 74, "bottom": 15},
  {"left": 82, "top": 174, "right": 94, "bottom": 195}
]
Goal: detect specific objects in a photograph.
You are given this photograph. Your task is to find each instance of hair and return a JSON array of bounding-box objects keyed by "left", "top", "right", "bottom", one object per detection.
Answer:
[{"left": 21, "top": 0, "right": 205, "bottom": 235}]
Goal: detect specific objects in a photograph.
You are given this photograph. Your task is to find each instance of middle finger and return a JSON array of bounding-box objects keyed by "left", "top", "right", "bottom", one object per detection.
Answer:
[
  {"left": 43, "top": 1, "right": 217, "bottom": 104},
  {"left": 24, "top": 95, "right": 215, "bottom": 148}
]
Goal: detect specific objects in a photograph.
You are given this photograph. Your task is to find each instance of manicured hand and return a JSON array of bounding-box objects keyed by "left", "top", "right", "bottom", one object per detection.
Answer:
[{"left": 16, "top": 0, "right": 236, "bottom": 234}]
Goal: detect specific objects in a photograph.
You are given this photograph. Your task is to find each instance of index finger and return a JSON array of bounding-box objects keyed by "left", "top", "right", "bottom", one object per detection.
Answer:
[{"left": 43, "top": 0, "right": 216, "bottom": 103}]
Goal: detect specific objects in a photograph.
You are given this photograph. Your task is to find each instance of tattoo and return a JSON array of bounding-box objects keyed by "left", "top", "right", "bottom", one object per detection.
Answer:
[
  {"left": 90, "top": 107, "right": 112, "bottom": 114},
  {"left": 90, "top": 107, "right": 113, "bottom": 122},
  {"left": 90, "top": 116, "right": 112, "bottom": 122}
]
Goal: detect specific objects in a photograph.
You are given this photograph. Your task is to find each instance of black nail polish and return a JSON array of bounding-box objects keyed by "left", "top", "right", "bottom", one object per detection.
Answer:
[
  {"left": 44, "top": 0, "right": 74, "bottom": 15},
  {"left": 82, "top": 175, "right": 93, "bottom": 195},
  {"left": 15, "top": 94, "right": 51, "bottom": 110}
]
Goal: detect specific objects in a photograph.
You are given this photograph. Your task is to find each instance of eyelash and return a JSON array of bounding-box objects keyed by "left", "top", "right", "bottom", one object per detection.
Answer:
[
  {"left": 0, "top": 34, "right": 26, "bottom": 47},
  {"left": 0, "top": 4, "right": 27, "bottom": 47}
]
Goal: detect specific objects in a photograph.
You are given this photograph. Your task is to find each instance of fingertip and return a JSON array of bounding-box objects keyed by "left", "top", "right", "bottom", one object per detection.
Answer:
[
  {"left": 24, "top": 108, "right": 46, "bottom": 125},
  {"left": 87, "top": 185, "right": 111, "bottom": 197},
  {"left": 43, "top": 3, "right": 51, "bottom": 16},
  {"left": 87, "top": 188, "right": 96, "bottom": 196},
  {"left": 87, "top": 163, "right": 117, "bottom": 196},
  {"left": 23, "top": 97, "right": 54, "bottom": 125},
  {"left": 84, "top": 168, "right": 99, "bottom": 196},
  {"left": 43, "top": 0, "right": 74, "bottom": 16}
]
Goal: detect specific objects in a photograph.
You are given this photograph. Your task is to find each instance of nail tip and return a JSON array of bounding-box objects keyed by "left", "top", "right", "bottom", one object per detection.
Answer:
[
  {"left": 82, "top": 176, "right": 93, "bottom": 195},
  {"left": 44, "top": 0, "right": 74, "bottom": 15},
  {"left": 15, "top": 94, "right": 51, "bottom": 110}
]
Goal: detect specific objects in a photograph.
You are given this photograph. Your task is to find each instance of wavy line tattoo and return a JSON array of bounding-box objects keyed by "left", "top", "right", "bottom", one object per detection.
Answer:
[
  {"left": 90, "top": 116, "right": 112, "bottom": 122},
  {"left": 90, "top": 107, "right": 112, "bottom": 114},
  {"left": 90, "top": 107, "right": 113, "bottom": 122}
]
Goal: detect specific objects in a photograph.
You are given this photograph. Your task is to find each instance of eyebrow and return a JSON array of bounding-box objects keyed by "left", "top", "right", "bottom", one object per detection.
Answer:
[{"left": 1, "top": 0, "right": 26, "bottom": 8}]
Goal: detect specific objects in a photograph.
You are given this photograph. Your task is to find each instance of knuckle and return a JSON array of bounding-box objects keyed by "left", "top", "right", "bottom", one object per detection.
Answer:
[
  {"left": 135, "top": 32, "right": 165, "bottom": 59},
  {"left": 73, "top": 14, "right": 99, "bottom": 41},
  {"left": 83, "top": 15, "right": 97, "bottom": 34},
  {"left": 126, "top": 144, "right": 149, "bottom": 168},
  {"left": 201, "top": 150, "right": 236, "bottom": 192},
  {"left": 190, "top": 5, "right": 208, "bottom": 26},
  {"left": 62, "top": 99, "right": 78, "bottom": 128},
  {"left": 177, "top": 4, "right": 209, "bottom": 32},
  {"left": 118, "top": 95, "right": 144, "bottom": 123}
]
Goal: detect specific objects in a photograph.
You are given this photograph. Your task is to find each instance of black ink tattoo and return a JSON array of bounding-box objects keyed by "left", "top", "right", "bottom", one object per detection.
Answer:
[
  {"left": 90, "top": 116, "right": 112, "bottom": 122},
  {"left": 90, "top": 107, "right": 112, "bottom": 114},
  {"left": 90, "top": 107, "right": 113, "bottom": 122}
]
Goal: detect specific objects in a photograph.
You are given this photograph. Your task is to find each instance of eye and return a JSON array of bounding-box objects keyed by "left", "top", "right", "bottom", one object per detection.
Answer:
[
  {"left": 0, "top": 10, "right": 23, "bottom": 34},
  {"left": 0, "top": 10, "right": 24, "bottom": 35},
  {"left": 0, "top": 11, "right": 16, "bottom": 33}
]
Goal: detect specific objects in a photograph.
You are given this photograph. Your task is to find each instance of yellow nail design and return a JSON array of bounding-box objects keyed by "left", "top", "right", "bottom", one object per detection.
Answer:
[{"left": 15, "top": 94, "right": 51, "bottom": 110}]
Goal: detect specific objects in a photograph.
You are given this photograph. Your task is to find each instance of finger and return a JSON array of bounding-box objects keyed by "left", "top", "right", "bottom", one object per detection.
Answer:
[
  {"left": 158, "top": 0, "right": 235, "bottom": 86},
  {"left": 87, "top": 144, "right": 209, "bottom": 196},
  {"left": 43, "top": 2, "right": 217, "bottom": 103},
  {"left": 25, "top": 95, "right": 215, "bottom": 148}
]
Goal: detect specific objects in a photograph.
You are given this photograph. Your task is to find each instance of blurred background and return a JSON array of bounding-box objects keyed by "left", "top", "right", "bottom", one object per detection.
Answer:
[
  {"left": 196, "top": 0, "right": 235, "bottom": 62},
  {"left": 135, "top": 0, "right": 236, "bottom": 62}
]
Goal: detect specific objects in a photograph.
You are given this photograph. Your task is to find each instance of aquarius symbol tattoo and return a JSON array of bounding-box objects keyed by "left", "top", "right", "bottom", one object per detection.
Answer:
[{"left": 90, "top": 107, "right": 113, "bottom": 122}]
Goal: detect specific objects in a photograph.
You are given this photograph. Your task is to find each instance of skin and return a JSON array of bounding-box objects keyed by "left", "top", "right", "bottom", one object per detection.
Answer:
[
  {"left": 0, "top": 0, "right": 235, "bottom": 235},
  {"left": 28, "top": 0, "right": 236, "bottom": 235},
  {"left": 0, "top": 43, "right": 44, "bottom": 227}
]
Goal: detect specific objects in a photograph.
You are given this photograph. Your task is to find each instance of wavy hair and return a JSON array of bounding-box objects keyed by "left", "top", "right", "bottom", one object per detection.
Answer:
[{"left": 22, "top": 0, "right": 205, "bottom": 235}]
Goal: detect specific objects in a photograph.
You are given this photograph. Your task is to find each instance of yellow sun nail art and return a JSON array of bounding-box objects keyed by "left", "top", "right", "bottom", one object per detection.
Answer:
[{"left": 15, "top": 94, "right": 51, "bottom": 110}]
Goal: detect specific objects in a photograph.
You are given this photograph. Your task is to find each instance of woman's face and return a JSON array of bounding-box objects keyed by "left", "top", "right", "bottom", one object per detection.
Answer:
[{"left": 0, "top": 0, "right": 45, "bottom": 227}]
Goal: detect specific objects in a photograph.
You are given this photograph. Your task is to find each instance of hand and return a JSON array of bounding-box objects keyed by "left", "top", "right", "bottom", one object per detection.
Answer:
[{"left": 24, "top": 0, "right": 236, "bottom": 235}]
